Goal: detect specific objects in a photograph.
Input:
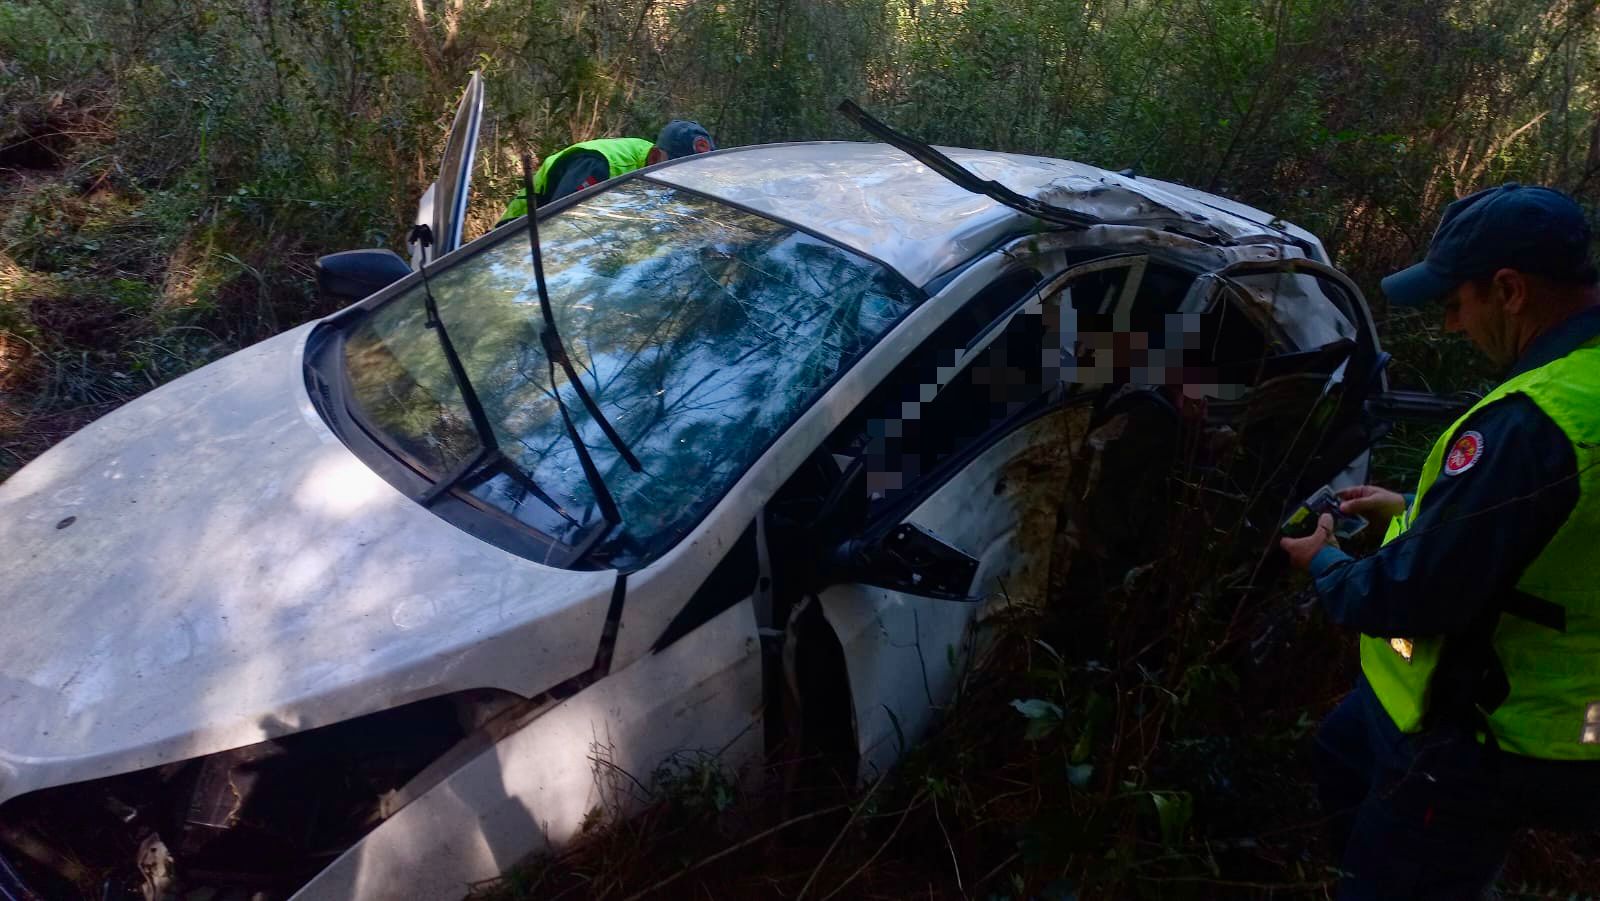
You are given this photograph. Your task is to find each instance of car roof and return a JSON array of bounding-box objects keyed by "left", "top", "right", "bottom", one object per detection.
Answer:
[{"left": 648, "top": 141, "right": 1315, "bottom": 287}]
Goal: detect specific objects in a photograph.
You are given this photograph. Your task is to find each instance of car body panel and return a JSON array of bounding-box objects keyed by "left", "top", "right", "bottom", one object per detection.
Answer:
[
  {"left": 1134, "top": 175, "right": 1329, "bottom": 263},
  {"left": 292, "top": 597, "right": 764, "bottom": 901},
  {"left": 648, "top": 143, "right": 1293, "bottom": 287},
  {"left": 822, "top": 403, "right": 1088, "bottom": 778},
  {"left": 820, "top": 583, "right": 974, "bottom": 779},
  {"left": 0, "top": 323, "right": 611, "bottom": 806},
  {"left": 905, "top": 405, "right": 1090, "bottom": 614}
]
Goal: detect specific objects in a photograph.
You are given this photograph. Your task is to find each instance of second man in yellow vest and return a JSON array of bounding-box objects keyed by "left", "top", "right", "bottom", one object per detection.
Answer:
[{"left": 499, "top": 120, "right": 716, "bottom": 225}]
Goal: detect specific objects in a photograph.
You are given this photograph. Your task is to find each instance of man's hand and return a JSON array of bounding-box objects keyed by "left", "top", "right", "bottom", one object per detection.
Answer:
[
  {"left": 1336, "top": 485, "right": 1407, "bottom": 520},
  {"left": 1280, "top": 513, "right": 1334, "bottom": 571}
]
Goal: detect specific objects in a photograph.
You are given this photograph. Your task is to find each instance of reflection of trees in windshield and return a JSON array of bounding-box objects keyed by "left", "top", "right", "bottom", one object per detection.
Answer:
[
  {"left": 345, "top": 181, "right": 918, "bottom": 569},
  {"left": 342, "top": 303, "right": 481, "bottom": 474}
]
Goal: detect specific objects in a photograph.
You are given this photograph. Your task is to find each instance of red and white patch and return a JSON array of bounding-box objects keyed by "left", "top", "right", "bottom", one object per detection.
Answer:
[
  {"left": 693, "top": 135, "right": 713, "bottom": 153},
  {"left": 1443, "top": 430, "right": 1485, "bottom": 476}
]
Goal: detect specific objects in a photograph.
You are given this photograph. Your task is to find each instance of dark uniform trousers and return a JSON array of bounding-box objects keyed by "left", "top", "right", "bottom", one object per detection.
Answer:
[{"left": 1314, "top": 678, "right": 1600, "bottom": 899}]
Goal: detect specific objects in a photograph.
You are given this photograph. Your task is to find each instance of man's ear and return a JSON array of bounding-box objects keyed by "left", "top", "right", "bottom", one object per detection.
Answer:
[
  {"left": 1491, "top": 267, "right": 1530, "bottom": 315},
  {"left": 646, "top": 147, "right": 666, "bottom": 165}
]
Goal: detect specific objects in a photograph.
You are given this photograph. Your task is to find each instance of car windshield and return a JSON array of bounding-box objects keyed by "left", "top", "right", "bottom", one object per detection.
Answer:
[{"left": 342, "top": 179, "right": 920, "bottom": 569}]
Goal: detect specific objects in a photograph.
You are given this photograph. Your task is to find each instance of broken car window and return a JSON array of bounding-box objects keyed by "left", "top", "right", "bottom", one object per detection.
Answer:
[
  {"left": 1219, "top": 270, "right": 1357, "bottom": 353},
  {"left": 343, "top": 181, "right": 920, "bottom": 569},
  {"left": 825, "top": 270, "right": 1050, "bottom": 509},
  {"left": 1050, "top": 257, "right": 1203, "bottom": 393}
]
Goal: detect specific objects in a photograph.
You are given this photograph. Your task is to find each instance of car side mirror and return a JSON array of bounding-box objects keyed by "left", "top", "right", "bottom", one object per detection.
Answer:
[
  {"left": 316, "top": 249, "right": 412, "bottom": 302},
  {"left": 829, "top": 522, "right": 980, "bottom": 600}
]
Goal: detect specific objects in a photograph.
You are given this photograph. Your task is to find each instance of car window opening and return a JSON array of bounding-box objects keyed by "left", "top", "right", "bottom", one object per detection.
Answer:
[
  {"left": 790, "top": 255, "right": 1207, "bottom": 548},
  {"left": 815, "top": 268, "right": 1054, "bottom": 519}
]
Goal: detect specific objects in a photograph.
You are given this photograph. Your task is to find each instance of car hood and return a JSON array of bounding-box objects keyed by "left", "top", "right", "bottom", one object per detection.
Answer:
[{"left": 0, "top": 323, "right": 612, "bottom": 805}]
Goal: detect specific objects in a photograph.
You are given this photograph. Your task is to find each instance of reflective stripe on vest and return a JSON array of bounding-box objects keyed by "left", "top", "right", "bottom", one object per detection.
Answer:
[
  {"left": 1361, "top": 336, "right": 1600, "bottom": 759},
  {"left": 533, "top": 138, "right": 654, "bottom": 196}
]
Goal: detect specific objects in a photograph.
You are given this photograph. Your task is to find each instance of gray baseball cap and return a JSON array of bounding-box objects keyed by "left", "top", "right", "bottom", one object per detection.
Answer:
[{"left": 1382, "top": 183, "right": 1593, "bottom": 307}]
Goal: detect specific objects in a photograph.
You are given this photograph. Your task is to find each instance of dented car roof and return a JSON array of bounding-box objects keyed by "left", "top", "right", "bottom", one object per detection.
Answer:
[{"left": 650, "top": 142, "right": 1322, "bottom": 286}]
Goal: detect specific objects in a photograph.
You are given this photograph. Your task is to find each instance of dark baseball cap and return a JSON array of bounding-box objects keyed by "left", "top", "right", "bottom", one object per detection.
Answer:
[
  {"left": 655, "top": 120, "right": 715, "bottom": 159},
  {"left": 1381, "top": 183, "right": 1594, "bottom": 307}
]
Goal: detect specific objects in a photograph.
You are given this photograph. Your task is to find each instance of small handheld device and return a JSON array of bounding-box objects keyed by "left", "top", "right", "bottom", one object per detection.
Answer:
[{"left": 1281, "top": 485, "right": 1367, "bottom": 540}]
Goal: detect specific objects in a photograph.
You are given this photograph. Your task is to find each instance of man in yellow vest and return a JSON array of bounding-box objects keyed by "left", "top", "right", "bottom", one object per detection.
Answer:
[
  {"left": 498, "top": 120, "right": 715, "bottom": 225},
  {"left": 1282, "top": 184, "right": 1600, "bottom": 899}
]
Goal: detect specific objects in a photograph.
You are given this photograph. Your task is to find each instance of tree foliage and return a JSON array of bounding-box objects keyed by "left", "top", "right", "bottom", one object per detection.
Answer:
[{"left": 3, "top": 0, "right": 1586, "bottom": 473}]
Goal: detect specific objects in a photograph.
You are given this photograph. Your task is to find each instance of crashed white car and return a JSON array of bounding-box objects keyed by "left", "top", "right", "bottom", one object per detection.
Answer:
[{"left": 1, "top": 79, "right": 1423, "bottom": 900}]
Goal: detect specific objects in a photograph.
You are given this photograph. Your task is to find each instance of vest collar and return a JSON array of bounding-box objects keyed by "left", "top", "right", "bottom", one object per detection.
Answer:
[{"left": 1509, "top": 305, "right": 1600, "bottom": 379}]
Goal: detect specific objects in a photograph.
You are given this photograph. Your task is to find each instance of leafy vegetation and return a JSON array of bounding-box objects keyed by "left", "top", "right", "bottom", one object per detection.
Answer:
[{"left": 4, "top": 0, "right": 1600, "bottom": 896}]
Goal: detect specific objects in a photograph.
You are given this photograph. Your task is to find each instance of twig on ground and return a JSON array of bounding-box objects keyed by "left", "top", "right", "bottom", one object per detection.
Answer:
[
  {"left": 931, "top": 794, "right": 966, "bottom": 898},
  {"left": 795, "top": 771, "right": 889, "bottom": 900},
  {"left": 1134, "top": 873, "right": 1336, "bottom": 893},
  {"left": 818, "top": 790, "right": 930, "bottom": 901},
  {"left": 972, "top": 851, "right": 1021, "bottom": 892},
  {"left": 617, "top": 804, "right": 850, "bottom": 901}
]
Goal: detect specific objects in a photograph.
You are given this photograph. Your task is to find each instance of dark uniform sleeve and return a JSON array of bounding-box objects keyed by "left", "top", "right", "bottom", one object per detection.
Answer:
[
  {"left": 495, "top": 151, "right": 614, "bottom": 228},
  {"left": 1308, "top": 396, "right": 1579, "bottom": 637},
  {"left": 544, "top": 150, "right": 613, "bottom": 202}
]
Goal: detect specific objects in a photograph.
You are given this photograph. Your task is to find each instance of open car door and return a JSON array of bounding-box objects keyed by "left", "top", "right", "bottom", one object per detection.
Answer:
[
  {"left": 1188, "top": 258, "right": 1473, "bottom": 529},
  {"left": 410, "top": 72, "right": 484, "bottom": 269},
  {"left": 1180, "top": 259, "right": 1387, "bottom": 513}
]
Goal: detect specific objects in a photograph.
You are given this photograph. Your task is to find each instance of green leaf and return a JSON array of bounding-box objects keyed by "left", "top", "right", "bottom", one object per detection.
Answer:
[
  {"left": 1011, "top": 698, "right": 1063, "bottom": 741},
  {"left": 1070, "top": 730, "right": 1092, "bottom": 763},
  {"left": 1067, "top": 763, "right": 1094, "bottom": 788},
  {"left": 1149, "top": 792, "right": 1193, "bottom": 845},
  {"left": 1010, "top": 698, "right": 1063, "bottom": 720}
]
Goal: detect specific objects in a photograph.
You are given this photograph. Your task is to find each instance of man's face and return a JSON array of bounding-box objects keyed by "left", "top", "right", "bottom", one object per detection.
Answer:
[{"left": 1443, "top": 277, "right": 1519, "bottom": 369}]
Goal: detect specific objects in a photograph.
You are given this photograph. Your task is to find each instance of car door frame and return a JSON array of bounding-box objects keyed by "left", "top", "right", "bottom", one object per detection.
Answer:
[
  {"left": 411, "top": 72, "right": 484, "bottom": 268},
  {"left": 1189, "top": 256, "right": 1389, "bottom": 490},
  {"left": 792, "top": 250, "right": 1168, "bottom": 781}
]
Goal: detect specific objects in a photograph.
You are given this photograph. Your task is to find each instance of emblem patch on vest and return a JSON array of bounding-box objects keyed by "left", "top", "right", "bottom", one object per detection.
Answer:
[{"left": 1443, "top": 430, "right": 1485, "bottom": 476}]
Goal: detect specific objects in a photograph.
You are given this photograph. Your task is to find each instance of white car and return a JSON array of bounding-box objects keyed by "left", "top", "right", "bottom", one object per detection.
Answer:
[{"left": 0, "top": 79, "right": 1427, "bottom": 900}]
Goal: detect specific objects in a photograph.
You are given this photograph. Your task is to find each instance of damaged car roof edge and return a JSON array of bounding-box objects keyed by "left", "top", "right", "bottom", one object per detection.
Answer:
[{"left": 652, "top": 141, "right": 1320, "bottom": 290}]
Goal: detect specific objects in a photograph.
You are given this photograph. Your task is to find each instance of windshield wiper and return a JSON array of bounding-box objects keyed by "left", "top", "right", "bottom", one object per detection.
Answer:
[
  {"left": 837, "top": 100, "right": 1242, "bottom": 246},
  {"left": 405, "top": 224, "right": 579, "bottom": 529},
  {"left": 519, "top": 152, "right": 643, "bottom": 528},
  {"left": 837, "top": 99, "right": 1102, "bottom": 230}
]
